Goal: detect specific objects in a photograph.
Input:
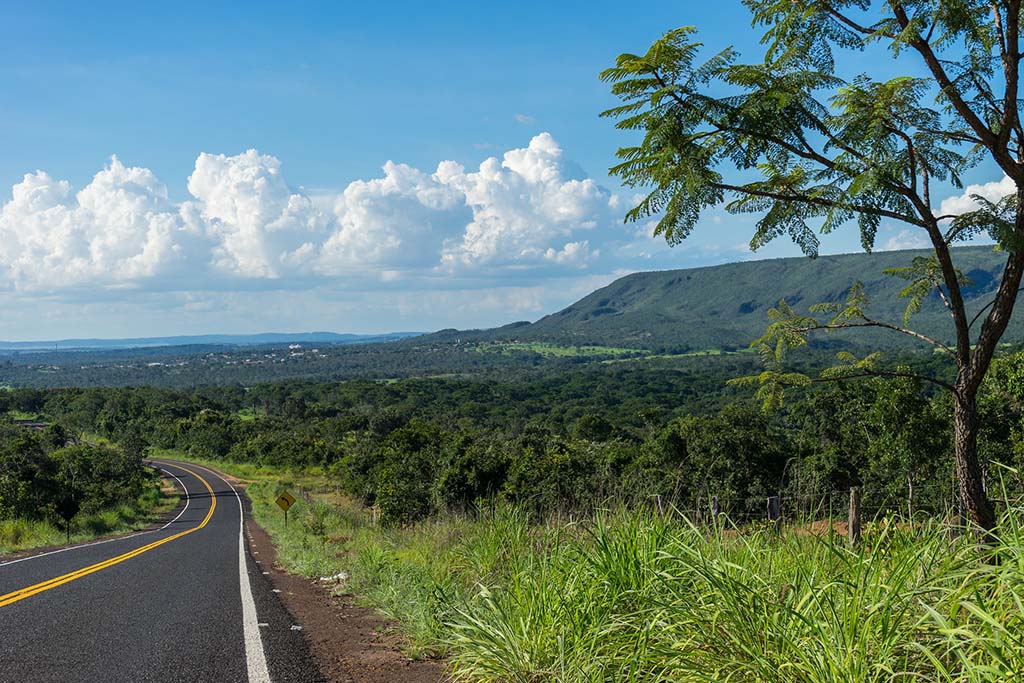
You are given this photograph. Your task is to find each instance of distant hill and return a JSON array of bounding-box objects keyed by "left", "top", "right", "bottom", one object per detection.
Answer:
[
  {"left": 0, "top": 331, "right": 422, "bottom": 352},
  {"left": 4, "top": 246, "right": 1020, "bottom": 389},
  {"left": 432, "top": 246, "right": 1020, "bottom": 352}
]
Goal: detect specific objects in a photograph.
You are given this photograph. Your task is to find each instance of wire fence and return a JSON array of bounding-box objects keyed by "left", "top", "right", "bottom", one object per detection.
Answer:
[
  {"left": 648, "top": 487, "right": 1024, "bottom": 542},
  {"left": 284, "top": 477, "right": 1024, "bottom": 542},
  {"left": 664, "top": 490, "right": 909, "bottom": 525}
]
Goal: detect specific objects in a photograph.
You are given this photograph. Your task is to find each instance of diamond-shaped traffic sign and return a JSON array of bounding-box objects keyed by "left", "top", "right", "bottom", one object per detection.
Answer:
[{"left": 275, "top": 491, "right": 296, "bottom": 512}]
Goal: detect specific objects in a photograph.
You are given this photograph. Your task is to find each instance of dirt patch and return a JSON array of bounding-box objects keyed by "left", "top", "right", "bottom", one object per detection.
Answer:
[
  {"left": 246, "top": 517, "right": 450, "bottom": 683},
  {"left": 804, "top": 519, "right": 849, "bottom": 537}
]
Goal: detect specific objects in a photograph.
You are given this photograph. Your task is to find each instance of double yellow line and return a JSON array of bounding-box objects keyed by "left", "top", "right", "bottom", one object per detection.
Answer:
[{"left": 0, "top": 465, "right": 216, "bottom": 609}]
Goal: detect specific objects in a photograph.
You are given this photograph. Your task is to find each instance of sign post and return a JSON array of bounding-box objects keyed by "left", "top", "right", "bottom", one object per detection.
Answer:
[
  {"left": 56, "top": 495, "right": 80, "bottom": 544},
  {"left": 275, "top": 491, "right": 296, "bottom": 526}
]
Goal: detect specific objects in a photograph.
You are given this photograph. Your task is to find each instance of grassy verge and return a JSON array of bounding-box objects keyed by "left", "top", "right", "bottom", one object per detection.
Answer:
[
  {"left": 0, "top": 476, "right": 179, "bottom": 555},
  {"left": 473, "top": 342, "right": 644, "bottom": 358},
  {"left": 167, "top": 453, "right": 1024, "bottom": 681},
  {"left": 149, "top": 449, "right": 333, "bottom": 491},
  {"left": 161, "top": 453, "right": 453, "bottom": 657}
]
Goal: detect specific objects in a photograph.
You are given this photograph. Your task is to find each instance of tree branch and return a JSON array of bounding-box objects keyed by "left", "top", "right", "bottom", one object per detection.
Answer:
[
  {"left": 714, "top": 182, "right": 926, "bottom": 227},
  {"left": 968, "top": 286, "right": 1024, "bottom": 331},
  {"left": 805, "top": 370, "right": 956, "bottom": 394},
  {"left": 796, "top": 320, "right": 956, "bottom": 358},
  {"left": 892, "top": 4, "right": 1023, "bottom": 182},
  {"left": 968, "top": 248, "right": 1024, "bottom": 392},
  {"left": 882, "top": 123, "right": 939, "bottom": 223},
  {"left": 914, "top": 126, "right": 985, "bottom": 145},
  {"left": 998, "top": 1, "right": 1021, "bottom": 150},
  {"left": 927, "top": 274, "right": 954, "bottom": 314},
  {"left": 821, "top": 5, "right": 896, "bottom": 40},
  {"left": 927, "top": 238, "right": 974, "bottom": 362}
]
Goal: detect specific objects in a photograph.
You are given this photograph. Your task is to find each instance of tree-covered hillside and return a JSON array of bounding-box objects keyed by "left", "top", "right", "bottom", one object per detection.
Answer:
[{"left": 451, "top": 246, "right": 1019, "bottom": 351}]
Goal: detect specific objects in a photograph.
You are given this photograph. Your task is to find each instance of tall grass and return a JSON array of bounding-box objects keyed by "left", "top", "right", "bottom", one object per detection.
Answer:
[
  {"left": 233, "top": 464, "right": 1024, "bottom": 682},
  {"left": 440, "top": 514, "right": 1024, "bottom": 682}
]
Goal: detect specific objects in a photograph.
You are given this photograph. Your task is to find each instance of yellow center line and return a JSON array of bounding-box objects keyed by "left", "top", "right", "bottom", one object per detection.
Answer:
[{"left": 0, "top": 465, "right": 217, "bottom": 609}]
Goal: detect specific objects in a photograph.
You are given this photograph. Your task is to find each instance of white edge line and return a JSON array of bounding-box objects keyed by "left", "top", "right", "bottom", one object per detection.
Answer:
[
  {"left": 0, "top": 465, "right": 191, "bottom": 569},
  {"left": 157, "top": 469, "right": 191, "bottom": 530},
  {"left": 173, "top": 461, "right": 271, "bottom": 683}
]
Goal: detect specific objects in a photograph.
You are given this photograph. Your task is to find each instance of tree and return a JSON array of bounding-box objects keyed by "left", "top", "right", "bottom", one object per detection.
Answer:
[
  {"left": 602, "top": 2, "right": 1024, "bottom": 532},
  {"left": 863, "top": 375, "right": 950, "bottom": 516}
]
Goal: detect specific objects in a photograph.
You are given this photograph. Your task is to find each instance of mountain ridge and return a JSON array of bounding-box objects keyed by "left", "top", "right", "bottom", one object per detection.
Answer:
[
  {"left": 425, "top": 246, "right": 1018, "bottom": 352},
  {"left": 5, "top": 246, "right": 1017, "bottom": 358}
]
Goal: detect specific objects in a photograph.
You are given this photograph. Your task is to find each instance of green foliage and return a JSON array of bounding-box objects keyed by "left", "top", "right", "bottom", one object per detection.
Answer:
[
  {"left": 731, "top": 278, "right": 949, "bottom": 412},
  {"left": 949, "top": 192, "right": 1024, "bottom": 251},
  {"left": 436, "top": 434, "right": 511, "bottom": 513},
  {"left": 864, "top": 375, "right": 948, "bottom": 513},
  {"left": 0, "top": 422, "right": 170, "bottom": 552},
  {"left": 884, "top": 256, "right": 971, "bottom": 326},
  {"left": 601, "top": 11, "right": 979, "bottom": 255},
  {"left": 0, "top": 425, "right": 151, "bottom": 526}
]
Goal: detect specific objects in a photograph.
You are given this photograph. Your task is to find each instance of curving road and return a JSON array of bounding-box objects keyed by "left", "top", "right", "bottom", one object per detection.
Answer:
[{"left": 0, "top": 460, "right": 322, "bottom": 683}]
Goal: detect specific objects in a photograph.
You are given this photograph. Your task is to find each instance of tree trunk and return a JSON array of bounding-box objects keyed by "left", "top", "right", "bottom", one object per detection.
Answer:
[{"left": 953, "top": 393, "right": 997, "bottom": 532}]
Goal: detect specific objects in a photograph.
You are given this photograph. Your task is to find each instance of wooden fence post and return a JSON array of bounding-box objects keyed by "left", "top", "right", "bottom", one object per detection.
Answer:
[
  {"left": 848, "top": 487, "right": 861, "bottom": 548},
  {"left": 711, "top": 495, "right": 719, "bottom": 520},
  {"left": 767, "top": 496, "right": 781, "bottom": 532}
]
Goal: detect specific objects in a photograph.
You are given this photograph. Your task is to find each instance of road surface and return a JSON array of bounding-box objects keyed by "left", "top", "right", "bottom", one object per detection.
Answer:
[{"left": 0, "top": 460, "right": 323, "bottom": 683}]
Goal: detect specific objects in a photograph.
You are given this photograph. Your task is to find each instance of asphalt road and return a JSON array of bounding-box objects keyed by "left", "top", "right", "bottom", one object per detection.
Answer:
[{"left": 0, "top": 460, "right": 323, "bottom": 683}]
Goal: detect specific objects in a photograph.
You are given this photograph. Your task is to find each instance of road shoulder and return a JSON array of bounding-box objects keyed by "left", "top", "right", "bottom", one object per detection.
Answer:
[{"left": 246, "top": 514, "right": 449, "bottom": 683}]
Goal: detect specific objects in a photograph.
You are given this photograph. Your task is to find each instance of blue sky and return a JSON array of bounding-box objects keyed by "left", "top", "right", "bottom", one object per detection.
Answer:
[{"left": 0, "top": 1, "right": 1004, "bottom": 340}]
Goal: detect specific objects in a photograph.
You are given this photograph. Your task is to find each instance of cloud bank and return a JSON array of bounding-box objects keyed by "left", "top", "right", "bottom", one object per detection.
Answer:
[
  {"left": 0, "top": 133, "right": 618, "bottom": 294},
  {"left": 2, "top": 132, "right": 1008, "bottom": 340}
]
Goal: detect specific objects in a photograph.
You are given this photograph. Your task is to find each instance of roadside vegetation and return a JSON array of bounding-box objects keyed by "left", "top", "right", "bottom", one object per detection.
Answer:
[
  {"left": 0, "top": 420, "right": 176, "bottom": 554},
  {"left": 195, "top": 457, "right": 1024, "bottom": 682}
]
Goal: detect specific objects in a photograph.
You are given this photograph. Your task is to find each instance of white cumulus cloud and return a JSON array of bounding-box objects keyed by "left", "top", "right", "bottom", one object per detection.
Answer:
[
  {"left": 187, "top": 149, "right": 330, "bottom": 278},
  {"left": 939, "top": 175, "right": 1016, "bottom": 217},
  {"left": 319, "top": 161, "right": 468, "bottom": 274},
  {"left": 544, "top": 240, "right": 594, "bottom": 266},
  {"left": 0, "top": 157, "right": 193, "bottom": 291},
  {"left": 439, "top": 133, "right": 616, "bottom": 268},
  {"left": 881, "top": 229, "right": 931, "bottom": 252},
  {"left": 0, "top": 133, "right": 619, "bottom": 295}
]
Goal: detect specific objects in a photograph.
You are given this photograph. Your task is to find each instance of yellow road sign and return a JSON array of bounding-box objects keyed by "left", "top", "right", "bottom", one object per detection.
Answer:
[{"left": 276, "top": 491, "right": 296, "bottom": 512}]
